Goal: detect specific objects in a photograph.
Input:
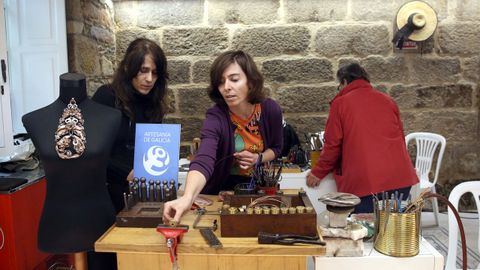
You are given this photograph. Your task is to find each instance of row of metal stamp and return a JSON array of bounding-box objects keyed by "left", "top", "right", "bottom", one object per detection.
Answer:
[{"left": 222, "top": 204, "right": 314, "bottom": 215}]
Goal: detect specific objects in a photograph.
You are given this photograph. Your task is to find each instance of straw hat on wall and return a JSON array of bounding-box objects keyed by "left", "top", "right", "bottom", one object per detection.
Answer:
[{"left": 393, "top": 1, "right": 438, "bottom": 49}]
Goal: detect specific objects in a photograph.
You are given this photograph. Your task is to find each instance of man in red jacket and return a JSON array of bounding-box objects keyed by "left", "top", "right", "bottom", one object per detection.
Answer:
[{"left": 306, "top": 63, "right": 418, "bottom": 213}]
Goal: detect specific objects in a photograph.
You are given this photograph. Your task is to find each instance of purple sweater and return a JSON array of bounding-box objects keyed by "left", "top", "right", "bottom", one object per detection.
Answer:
[{"left": 190, "top": 98, "right": 283, "bottom": 195}]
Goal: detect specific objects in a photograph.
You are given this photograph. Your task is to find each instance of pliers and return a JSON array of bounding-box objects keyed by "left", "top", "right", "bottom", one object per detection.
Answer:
[{"left": 257, "top": 232, "right": 326, "bottom": 246}]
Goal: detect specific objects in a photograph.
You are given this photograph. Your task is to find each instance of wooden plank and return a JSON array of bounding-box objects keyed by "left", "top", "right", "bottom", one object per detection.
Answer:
[
  {"left": 117, "top": 253, "right": 306, "bottom": 270},
  {"left": 96, "top": 194, "right": 325, "bottom": 257}
]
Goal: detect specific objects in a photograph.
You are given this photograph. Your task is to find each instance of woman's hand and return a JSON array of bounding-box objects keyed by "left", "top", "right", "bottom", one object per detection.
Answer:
[
  {"left": 163, "top": 196, "right": 193, "bottom": 224},
  {"left": 306, "top": 171, "right": 321, "bottom": 187},
  {"left": 233, "top": 150, "right": 260, "bottom": 170}
]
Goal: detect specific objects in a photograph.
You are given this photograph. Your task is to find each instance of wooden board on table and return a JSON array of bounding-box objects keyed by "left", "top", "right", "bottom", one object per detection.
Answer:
[{"left": 96, "top": 194, "right": 324, "bottom": 257}]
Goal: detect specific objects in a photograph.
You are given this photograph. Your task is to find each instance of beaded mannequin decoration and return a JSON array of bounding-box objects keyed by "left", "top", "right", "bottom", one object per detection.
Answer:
[{"left": 54, "top": 98, "right": 87, "bottom": 159}]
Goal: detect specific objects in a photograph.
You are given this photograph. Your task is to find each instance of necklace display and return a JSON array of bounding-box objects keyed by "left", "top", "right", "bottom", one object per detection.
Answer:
[{"left": 54, "top": 98, "right": 87, "bottom": 159}]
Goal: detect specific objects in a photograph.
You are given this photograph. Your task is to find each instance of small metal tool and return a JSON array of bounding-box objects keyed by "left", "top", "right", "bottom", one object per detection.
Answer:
[
  {"left": 123, "top": 192, "right": 129, "bottom": 210},
  {"left": 257, "top": 232, "right": 325, "bottom": 245},
  {"left": 149, "top": 180, "right": 155, "bottom": 202},
  {"left": 192, "top": 208, "right": 219, "bottom": 231},
  {"left": 199, "top": 228, "right": 223, "bottom": 249},
  {"left": 155, "top": 180, "right": 161, "bottom": 202},
  {"left": 140, "top": 177, "right": 147, "bottom": 202}
]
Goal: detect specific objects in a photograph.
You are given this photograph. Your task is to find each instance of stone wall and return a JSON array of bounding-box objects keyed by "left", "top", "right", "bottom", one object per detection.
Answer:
[{"left": 66, "top": 0, "right": 480, "bottom": 185}]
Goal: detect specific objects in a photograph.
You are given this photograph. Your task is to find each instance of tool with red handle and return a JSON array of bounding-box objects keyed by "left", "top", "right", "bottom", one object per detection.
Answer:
[{"left": 156, "top": 224, "right": 189, "bottom": 270}]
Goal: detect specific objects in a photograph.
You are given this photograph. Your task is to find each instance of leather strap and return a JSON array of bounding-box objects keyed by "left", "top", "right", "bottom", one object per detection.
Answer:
[{"left": 392, "top": 13, "right": 424, "bottom": 49}]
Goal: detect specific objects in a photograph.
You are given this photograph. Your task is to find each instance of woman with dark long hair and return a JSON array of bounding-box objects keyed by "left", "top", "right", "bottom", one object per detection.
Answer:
[{"left": 92, "top": 38, "right": 169, "bottom": 213}]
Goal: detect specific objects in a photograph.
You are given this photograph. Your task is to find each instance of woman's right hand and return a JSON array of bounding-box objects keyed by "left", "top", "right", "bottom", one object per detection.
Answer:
[
  {"left": 163, "top": 170, "right": 207, "bottom": 224},
  {"left": 162, "top": 196, "right": 193, "bottom": 224}
]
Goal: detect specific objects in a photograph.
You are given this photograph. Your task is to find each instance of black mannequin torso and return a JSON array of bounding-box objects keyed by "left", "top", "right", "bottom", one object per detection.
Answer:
[{"left": 22, "top": 73, "right": 121, "bottom": 253}]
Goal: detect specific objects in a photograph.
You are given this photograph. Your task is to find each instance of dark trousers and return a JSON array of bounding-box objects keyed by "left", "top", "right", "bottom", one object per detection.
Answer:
[{"left": 353, "top": 186, "right": 412, "bottom": 214}]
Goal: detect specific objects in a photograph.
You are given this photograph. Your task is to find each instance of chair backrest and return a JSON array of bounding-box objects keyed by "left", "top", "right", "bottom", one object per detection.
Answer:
[
  {"left": 446, "top": 181, "right": 480, "bottom": 270},
  {"left": 405, "top": 132, "right": 446, "bottom": 186}
]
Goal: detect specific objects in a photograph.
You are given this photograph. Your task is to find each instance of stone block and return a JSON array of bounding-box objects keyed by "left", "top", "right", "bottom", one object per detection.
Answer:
[
  {"left": 113, "top": 1, "right": 138, "bottom": 28},
  {"left": 373, "top": 84, "right": 388, "bottom": 93},
  {"left": 115, "top": 28, "right": 151, "bottom": 61},
  {"left": 193, "top": 60, "right": 213, "bottom": 83},
  {"left": 454, "top": 0, "right": 480, "bottom": 21},
  {"left": 314, "top": 24, "right": 390, "bottom": 57},
  {"left": 69, "top": 35, "right": 100, "bottom": 76},
  {"left": 262, "top": 85, "right": 272, "bottom": 98},
  {"left": 100, "top": 56, "right": 114, "bottom": 76},
  {"left": 66, "top": 0, "right": 82, "bottom": 20},
  {"left": 164, "top": 116, "right": 204, "bottom": 142},
  {"left": 450, "top": 142, "right": 480, "bottom": 180},
  {"left": 351, "top": 0, "right": 396, "bottom": 21},
  {"left": 67, "top": 21, "right": 84, "bottom": 35},
  {"left": 338, "top": 58, "right": 360, "bottom": 69},
  {"left": 232, "top": 26, "right": 310, "bottom": 57},
  {"left": 163, "top": 28, "right": 229, "bottom": 56},
  {"left": 401, "top": 111, "right": 477, "bottom": 142},
  {"left": 275, "top": 85, "right": 337, "bottom": 113},
  {"left": 284, "top": 0, "right": 347, "bottom": 22},
  {"left": 137, "top": 0, "right": 203, "bottom": 27},
  {"left": 438, "top": 23, "right": 480, "bottom": 55},
  {"left": 408, "top": 57, "right": 461, "bottom": 83},
  {"left": 390, "top": 84, "right": 473, "bottom": 109},
  {"left": 262, "top": 58, "right": 333, "bottom": 83},
  {"left": 361, "top": 56, "right": 408, "bottom": 83},
  {"left": 177, "top": 87, "right": 213, "bottom": 115},
  {"left": 87, "top": 79, "right": 104, "bottom": 97},
  {"left": 286, "top": 116, "right": 328, "bottom": 143},
  {"left": 90, "top": 26, "right": 114, "bottom": 44},
  {"left": 463, "top": 56, "right": 480, "bottom": 82},
  {"left": 166, "top": 88, "right": 176, "bottom": 114},
  {"left": 83, "top": 1, "right": 114, "bottom": 29},
  {"left": 208, "top": 0, "right": 279, "bottom": 25},
  {"left": 168, "top": 60, "right": 191, "bottom": 84},
  {"left": 352, "top": 0, "right": 447, "bottom": 22}
]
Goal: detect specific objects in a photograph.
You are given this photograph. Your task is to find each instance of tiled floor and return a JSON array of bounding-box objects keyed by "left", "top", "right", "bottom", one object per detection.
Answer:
[{"left": 423, "top": 210, "right": 479, "bottom": 268}]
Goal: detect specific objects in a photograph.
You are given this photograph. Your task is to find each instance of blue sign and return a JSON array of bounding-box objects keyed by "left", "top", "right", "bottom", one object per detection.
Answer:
[{"left": 134, "top": 124, "right": 181, "bottom": 188}]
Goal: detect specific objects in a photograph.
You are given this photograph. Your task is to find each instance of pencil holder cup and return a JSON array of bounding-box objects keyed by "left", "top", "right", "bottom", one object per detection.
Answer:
[
  {"left": 374, "top": 210, "right": 421, "bottom": 257},
  {"left": 257, "top": 185, "right": 278, "bottom": 195},
  {"left": 309, "top": 150, "right": 321, "bottom": 168}
]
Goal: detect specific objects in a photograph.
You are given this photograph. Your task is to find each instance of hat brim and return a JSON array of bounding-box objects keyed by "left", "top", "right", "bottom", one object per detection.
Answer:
[{"left": 396, "top": 1, "right": 438, "bottom": 41}]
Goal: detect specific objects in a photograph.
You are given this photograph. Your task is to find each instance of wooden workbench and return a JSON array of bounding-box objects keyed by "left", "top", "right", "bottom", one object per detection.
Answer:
[{"left": 95, "top": 194, "right": 325, "bottom": 270}]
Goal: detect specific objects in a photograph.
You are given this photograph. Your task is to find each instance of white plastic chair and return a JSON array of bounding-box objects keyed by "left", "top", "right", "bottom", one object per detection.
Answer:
[
  {"left": 405, "top": 132, "right": 446, "bottom": 226},
  {"left": 446, "top": 181, "right": 480, "bottom": 270}
]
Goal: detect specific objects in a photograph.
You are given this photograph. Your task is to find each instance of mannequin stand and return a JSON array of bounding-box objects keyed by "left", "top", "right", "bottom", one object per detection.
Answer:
[{"left": 74, "top": 252, "right": 87, "bottom": 270}]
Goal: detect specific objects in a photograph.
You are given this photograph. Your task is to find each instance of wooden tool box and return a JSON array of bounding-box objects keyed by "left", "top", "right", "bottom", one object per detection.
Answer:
[{"left": 220, "top": 191, "right": 317, "bottom": 237}]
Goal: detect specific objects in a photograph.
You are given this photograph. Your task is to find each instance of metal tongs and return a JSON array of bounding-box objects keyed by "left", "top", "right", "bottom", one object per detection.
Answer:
[{"left": 257, "top": 232, "right": 326, "bottom": 246}]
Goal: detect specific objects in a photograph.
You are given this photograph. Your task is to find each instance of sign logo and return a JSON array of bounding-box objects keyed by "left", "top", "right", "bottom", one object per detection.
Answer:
[
  {"left": 134, "top": 124, "right": 180, "bottom": 187},
  {"left": 143, "top": 145, "right": 170, "bottom": 176}
]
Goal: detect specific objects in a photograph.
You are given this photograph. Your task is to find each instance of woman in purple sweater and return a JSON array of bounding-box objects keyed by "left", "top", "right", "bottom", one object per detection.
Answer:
[{"left": 164, "top": 50, "right": 283, "bottom": 223}]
